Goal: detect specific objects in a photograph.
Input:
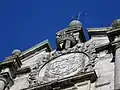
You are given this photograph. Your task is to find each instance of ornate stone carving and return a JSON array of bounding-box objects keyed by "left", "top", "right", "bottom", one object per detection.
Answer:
[
  {"left": 27, "top": 67, "right": 39, "bottom": 87},
  {"left": 27, "top": 53, "right": 50, "bottom": 87},
  {"left": 56, "top": 31, "right": 78, "bottom": 50},
  {"left": 40, "top": 53, "right": 88, "bottom": 82},
  {"left": 27, "top": 40, "right": 97, "bottom": 87}
]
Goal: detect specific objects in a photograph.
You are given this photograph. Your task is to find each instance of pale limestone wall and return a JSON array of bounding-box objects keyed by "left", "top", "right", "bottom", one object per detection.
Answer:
[
  {"left": 21, "top": 50, "right": 46, "bottom": 68},
  {"left": 95, "top": 52, "right": 114, "bottom": 90},
  {"left": 9, "top": 32, "right": 115, "bottom": 90},
  {"left": 10, "top": 76, "right": 29, "bottom": 90},
  {"left": 90, "top": 35, "right": 114, "bottom": 90},
  {"left": 10, "top": 50, "right": 47, "bottom": 90}
]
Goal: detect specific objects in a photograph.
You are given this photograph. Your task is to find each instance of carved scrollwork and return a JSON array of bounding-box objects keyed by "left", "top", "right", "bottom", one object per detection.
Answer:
[
  {"left": 27, "top": 53, "right": 51, "bottom": 87},
  {"left": 82, "top": 40, "right": 97, "bottom": 71},
  {"left": 27, "top": 40, "right": 97, "bottom": 87},
  {"left": 27, "top": 67, "right": 39, "bottom": 87},
  {"left": 38, "top": 52, "right": 89, "bottom": 84}
]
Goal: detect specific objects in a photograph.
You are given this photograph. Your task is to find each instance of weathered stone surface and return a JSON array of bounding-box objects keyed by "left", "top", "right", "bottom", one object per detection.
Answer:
[
  {"left": 115, "top": 47, "right": 120, "bottom": 89},
  {"left": 0, "top": 20, "right": 117, "bottom": 90},
  {"left": 0, "top": 80, "right": 6, "bottom": 90}
]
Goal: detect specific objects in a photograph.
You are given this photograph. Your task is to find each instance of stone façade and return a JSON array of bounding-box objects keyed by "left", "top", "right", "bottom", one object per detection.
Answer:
[{"left": 0, "top": 19, "right": 120, "bottom": 90}]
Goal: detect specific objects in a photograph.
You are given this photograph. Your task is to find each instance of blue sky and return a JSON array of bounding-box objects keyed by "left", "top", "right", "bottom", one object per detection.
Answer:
[{"left": 0, "top": 0, "right": 120, "bottom": 61}]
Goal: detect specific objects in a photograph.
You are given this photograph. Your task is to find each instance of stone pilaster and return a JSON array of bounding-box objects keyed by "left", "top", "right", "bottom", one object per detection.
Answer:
[
  {"left": 107, "top": 22, "right": 120, "bottom": 90},
  {"left": 114, "top": 43, "right": 120, "bottom": 90}
]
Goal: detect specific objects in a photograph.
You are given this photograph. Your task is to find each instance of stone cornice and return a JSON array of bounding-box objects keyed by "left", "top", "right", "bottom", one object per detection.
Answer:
[
  {"left": 95, "top": 43, "right": 110, "bottom": 52},
  {"left": 0, "top": 55, "right": 22, "bottom": 70},
  {"left": 107, "top": 28, "right": 120, "bottom": 35},
  {"left": 88, "top": 27, "right": 112, "bottom": 32},
  {"left": 21, "top": 71, "right": 97, "bottom": 90},
  {"left": 0, "top": 40, "right": 52, "bottom": 63},
  {"left": 0, "top": 55, "right": 23, "bottom": 79},
  {"left": 15, "top": 66, "right": 31, "bottom": 75},
  {"left": 107, "top": 28, "right": 120, "bottom": 47},
  {"left": 56, "top": 26, "right": 82, "bottom": 35},
  {"left": 56, "top": 28, "right": 68, "bottom": 35},
  {"left": 19, "top": 40, "right": 52, "bottom": 60},
  {"left": 0, "top": 59, "right": 17, "bottom": 70},
  {"left": 87, "top": 27, "right": 112, "bottom": 39}
]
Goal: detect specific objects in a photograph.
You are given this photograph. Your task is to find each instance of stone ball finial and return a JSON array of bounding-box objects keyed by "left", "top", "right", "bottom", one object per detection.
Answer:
[
  {"left": 69, "top": 20, "right": 82, "bottom": 27},
  {"left": 12, "top": 49, "right": 21, "bottom": 55},
  {"left": 112, "top": 19, "right": 120, "bottom": 29}
]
